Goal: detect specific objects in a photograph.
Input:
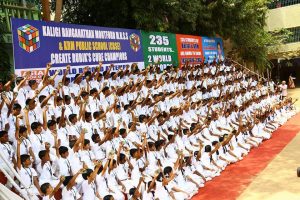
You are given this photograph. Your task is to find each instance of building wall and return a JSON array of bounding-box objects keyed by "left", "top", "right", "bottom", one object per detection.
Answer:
[
  {"left": 266, "top": 2, "right": 300, "bottom": 85},
  {"left": 266, "top": 3, "right": 300, "bottom": 58},
  {"left": 266, "top": 4, "right": 300, "bottom": 31}
]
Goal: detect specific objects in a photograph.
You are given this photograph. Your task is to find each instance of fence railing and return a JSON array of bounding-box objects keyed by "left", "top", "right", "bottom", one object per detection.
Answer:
[{"left": 0, "top": 0, "right": 40, "bottom": 32}]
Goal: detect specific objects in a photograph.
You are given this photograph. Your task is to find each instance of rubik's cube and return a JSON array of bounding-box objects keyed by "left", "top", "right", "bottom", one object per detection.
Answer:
[{"left": 17, "top": 24, "right": 40, "bottom": 53}]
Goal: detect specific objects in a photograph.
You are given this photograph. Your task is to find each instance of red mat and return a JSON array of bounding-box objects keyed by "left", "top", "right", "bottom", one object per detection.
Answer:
[{"left": 192, "top": 113, "right": 300, "bottom": 200}]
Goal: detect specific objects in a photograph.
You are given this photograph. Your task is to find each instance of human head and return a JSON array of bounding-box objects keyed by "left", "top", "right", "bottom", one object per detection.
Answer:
[
  {"left": 83, "top": 139, "right": 91, "bottom": 150},
  {"left": 12, "top": 103, "right": 22, "bottom": 116},
  {"left": 20, "top": 154, "right": 31, "bottom": 167},
  {"left": 59, "top": 146, "right": 69, "bottom": 158},
  {"left": 25, "top": 98, "right": 36, "bottom": 110},
  {"left": 38, "top": 150, "right": 50, "bottom": 162},
  {"left": 28, "top": 80, "right": 38, "bottom": 90},
  {"left": 31, "top": 122, "right": 43, "bottom": 134},
  {"left": 68, "top": 114, "right": 78, "bottom": 124},
  {"left": 47, "top": 120, "right": 57, "bottom": 131},
  {"left": 40, "top": 183, "right": 53, "bottom": 196},
  {"left": 103, "top": 195, "right": 114, "bottom": 200},
  {"left": 0, "top": 131, "right": 9, "bottom": 143}
]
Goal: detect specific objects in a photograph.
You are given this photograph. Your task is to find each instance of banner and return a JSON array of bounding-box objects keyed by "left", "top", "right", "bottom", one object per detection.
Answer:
[
  {"left": 202, "top": 37, "right": 224, "bottom": 62},
  {"left": 176, "top": 34, "right": 203, "bottom": 67},
  {"left": 141, "top": 31, "right": 178, "bottom": 70},
  {"left": 11, "top": 18, "right": 225, "bottom": 81},
  {"left": 11, "top": 18, "right": 144, "bottom": 81}
]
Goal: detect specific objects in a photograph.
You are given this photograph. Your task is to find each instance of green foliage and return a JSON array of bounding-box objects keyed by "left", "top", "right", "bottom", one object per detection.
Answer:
[
  {"left": 55, "top": 0, "right": 289, "bottom": 71},
  {"left": 0, "top": 17, "right": 12, "bottom": 82}
]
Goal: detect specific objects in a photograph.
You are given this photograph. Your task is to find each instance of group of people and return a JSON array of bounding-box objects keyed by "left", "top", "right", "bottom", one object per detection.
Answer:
[{"left": 0, "top": 59, "right": 297, "bottom": 200}]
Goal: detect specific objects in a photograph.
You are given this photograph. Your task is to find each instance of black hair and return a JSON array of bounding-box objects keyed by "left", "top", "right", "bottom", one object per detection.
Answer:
[
  {"left": 81, "top": 91, "right": 89, "bottom": 97},
  {"left": 91, "top": 134, "right": 99, "bottom": 143},
  {"left": 15, "top": 77, "right": 24, "bottom": 84},
  {"left": 28, "top": 80, "right": 36, "bottom": 87},
  {"left": 84, "top": 139, "right": 90, "bottom": 146},
  {"left": 219, "top": 136, "right": 224, "bottom": 142},
  {"left": 155, "top": 140, "right": 164, "bottom": 150},
  {"left": 85, "top": 112, "right": 92, "bottom": 119},
  {"left": 74, "top": 74, "right": 80, "bottom": 80},
  {"left": 19, "top": 126, "right": 27, "bottom": 134},
  {"left": 124, "top": 104, "right": 130, "bottom": 110},
  {"left": 148, "top": 142, "right": 155, "bottom": 148},
  {"left": 85, "top": 71, "right": 91, "bottom": 77},
  {"left": 0, "top": 130, "right": 8, "bottom": 138},
  {"left": 95, "top": 165, "right": 104, "bottom": 175},
  {"left": 102, "top": 87, "right": 109, "bottom": 93},
  {"left": 20, "top": 154, "right": 30, "bottom": 164},
  {"left": 93, "top": 111, "right": 100, "bottom": 119},
  {"left": 163, "top": 166, "right": 172, "bottom": 175},
  {"left": 38, "top": 150, "right": 48, "bottom": 159},
  {"left": 90, "top": 88, "right": 97, "bottom": 95},
  {"left": 82, "top": 169, "right": 93, "bottom": 180},
  {"left": 130, "top": 148, "right": 138, "bottom": 157},
  {"left": 40, "top": 183, "right": 50, "bottom": 194},
  {"left": 38, "top": 95, "right": 46, "bottom": 103},
  {"left": 31, "top": 122, "right": 42, "bottom": 131},
  {"left": 147, "top": 180, "right": 156, "bottom": 188},
  {"left": 47, "top": 120, "right": 56, "bottom": 128},
  {"left": 119, "top": 153, "right": 126, "bottom": 162},
  {"left": 13, "top": 103, "right": 21, "bottom": 110},
  {"left": 128, "top": 122, "right": 133, "bottom": 129},
  {"left": 167, "top": 134, "right": 174, "bottom": 141},
  {"left": 103, "top": 195, "right": 114, "bottom": 200},
  {"left": 59, "top": 146, "right": 69, "bottom": 156},
  {"left": 64, "top": 95, "right": 71, "bottom": 101},
  {"left": 25, "top": 98, "right": 33, "bottom": 106},
  {"left": 119, "top": 128, "right": 126, "bottom": 135},
  {"left": 204, "top": 145, "right": 212, "bottom": 152},
  {"left": 129, "top": 187, "right": 137, "bottom": 196},
  {"left": 182, "top": 129, "right": 189, "bottom": 134},
  {"left": 138, "top": 115, "right": 146, "bottom": 123},
  {"left": 63, "top": 176, "right": 73, "bottom": 186},
  {"left": 68, "top": 114, "right": 77, "bottom": 122}
]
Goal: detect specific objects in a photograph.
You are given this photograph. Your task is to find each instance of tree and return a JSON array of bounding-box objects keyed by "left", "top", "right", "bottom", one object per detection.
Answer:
[
  {"left": 0, "top": 17, "right": 12, "bottom": 82},
  {"left": 56, "top": 0, "right": 289, "bottom": 72},
  {"left": 41, "top": 0, "right": 51, "bottom": 21},
  {"left": 54, "top": 0, "right": 63, "bottom": 22},
  {"left": 40, "top": 0, "right": 63, "bottom": 22}
]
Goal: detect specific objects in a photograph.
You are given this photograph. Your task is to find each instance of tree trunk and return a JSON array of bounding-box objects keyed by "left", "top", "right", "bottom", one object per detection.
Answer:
[
  {"left": 54, "top": 0, "right": 63, "bottom": 22},
  {"left": 41, "top": 0, "right": 51, "bottom": 21}
]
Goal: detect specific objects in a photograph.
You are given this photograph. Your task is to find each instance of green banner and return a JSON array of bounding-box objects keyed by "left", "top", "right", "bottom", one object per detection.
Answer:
[{"left": 141, "top": 31, "right": 178, "bottom": 69}]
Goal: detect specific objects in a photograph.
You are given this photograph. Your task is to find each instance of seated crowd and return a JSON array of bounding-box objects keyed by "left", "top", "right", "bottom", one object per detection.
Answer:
[{"left": 0, "top": 59, "right": 297, "bottom": 200}]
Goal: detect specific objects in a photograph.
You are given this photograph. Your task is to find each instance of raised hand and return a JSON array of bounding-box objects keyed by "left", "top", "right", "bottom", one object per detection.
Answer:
[{"left": 46, "top": 63, "right": 52, "bottom": 69}]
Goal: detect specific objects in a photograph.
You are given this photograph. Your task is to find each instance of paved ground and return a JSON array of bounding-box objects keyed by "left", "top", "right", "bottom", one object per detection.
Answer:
[{"left": 238, "top": 131, "right": 300, "bottom": 200}]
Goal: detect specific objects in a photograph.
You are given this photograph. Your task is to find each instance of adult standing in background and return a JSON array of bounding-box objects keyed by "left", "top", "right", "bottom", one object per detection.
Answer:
[
  {"left": 279, "top": 81, "right": 288, "bottom": 100},
  {"left": 288, "top": 74, "right": 296, "bottom": 89}
]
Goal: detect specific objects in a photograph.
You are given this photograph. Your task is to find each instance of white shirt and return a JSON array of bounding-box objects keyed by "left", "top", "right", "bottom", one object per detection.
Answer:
[
  {"left": 0, "top": 142, "right": 14, "bottom": 166},
  {"left": 18, "top": 166, "right": 37, "bottom": 188},
  {"left": 81, "top": 180, "right": 98, "bottom": 200},
  {"left": 62, "top": 186, "right": 81, "bottom": 200}
]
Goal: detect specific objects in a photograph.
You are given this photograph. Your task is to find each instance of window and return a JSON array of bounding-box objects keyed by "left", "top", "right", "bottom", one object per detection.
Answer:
[
  {"left": 268, "top": 0, "right": 300, "bottom": 9},
  {"left": 285, "top": 26, "right": 300, "bottom": 43}
]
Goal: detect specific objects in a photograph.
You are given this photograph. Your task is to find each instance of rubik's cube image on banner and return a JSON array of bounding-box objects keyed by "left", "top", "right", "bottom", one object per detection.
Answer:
[{"left": 17, "top": 24, "right": 40, "bottom": 53}]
